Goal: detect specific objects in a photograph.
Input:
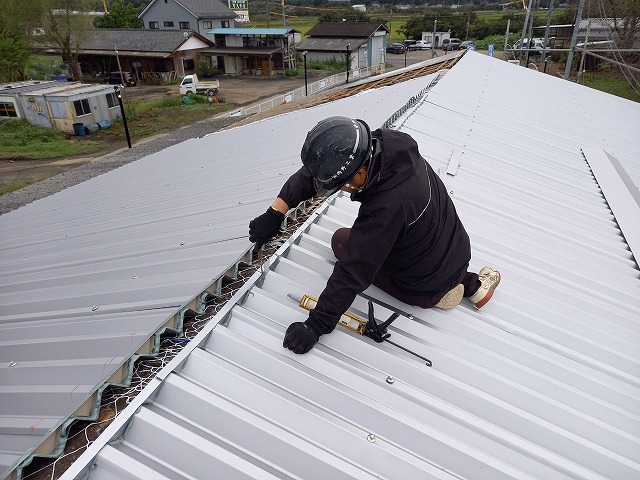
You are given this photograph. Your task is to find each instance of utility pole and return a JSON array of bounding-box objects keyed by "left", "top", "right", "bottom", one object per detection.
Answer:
[
  {"left": 281, "top": 0, "right": 285, "bottom": 29},
  {"left": 431, "top": 19, "right": 437, "bottom": 58},
  {"left": 503, "top": 19, "right": 511, "bottom": 60},
  {"left": 564, "top": 0, "right": 586, "bottom": 80}
]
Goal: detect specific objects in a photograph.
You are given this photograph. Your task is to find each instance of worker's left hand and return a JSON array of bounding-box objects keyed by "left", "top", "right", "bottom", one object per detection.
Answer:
[{"left": 283, "top": 321, "right": 321, "bottom": 354}]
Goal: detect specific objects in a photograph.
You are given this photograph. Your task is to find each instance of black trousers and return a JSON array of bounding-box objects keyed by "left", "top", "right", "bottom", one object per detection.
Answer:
[{"left": 331, "top": 228, "right": 479, "bottom": 309}]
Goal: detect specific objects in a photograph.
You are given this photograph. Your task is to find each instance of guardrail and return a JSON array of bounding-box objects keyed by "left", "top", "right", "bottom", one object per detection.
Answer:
[{"left": 230, "top": 66, "right": 380, "bottom": 118}]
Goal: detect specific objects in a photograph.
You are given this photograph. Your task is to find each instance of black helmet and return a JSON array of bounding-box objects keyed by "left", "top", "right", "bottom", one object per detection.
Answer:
[{"left": 301, "top": 117, "right": 372, "bottom": 196}]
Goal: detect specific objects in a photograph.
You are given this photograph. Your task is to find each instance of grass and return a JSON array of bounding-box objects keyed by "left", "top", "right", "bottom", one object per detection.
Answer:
[
  {"left": 0, "top": 96, "right": 234, "bottom": 160},
  {"left": 582, "top": 74, "right": 640, "bottom": 102},
  {"left": 0, "top": 120, "right": 105, "bottom": 159},
  {"left": 0, "top": 179, "right": 36, "bottom": 196}
]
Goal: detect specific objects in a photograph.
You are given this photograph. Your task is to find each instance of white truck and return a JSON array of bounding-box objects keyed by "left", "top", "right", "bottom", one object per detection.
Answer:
[{"left": 179, "top": 74, "right": 219, "bottom": 96}]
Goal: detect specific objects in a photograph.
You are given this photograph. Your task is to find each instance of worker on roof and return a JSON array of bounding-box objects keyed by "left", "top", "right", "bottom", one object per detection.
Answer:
[{"left": 249, "top": 117, "right": 501, "bottom": 354}]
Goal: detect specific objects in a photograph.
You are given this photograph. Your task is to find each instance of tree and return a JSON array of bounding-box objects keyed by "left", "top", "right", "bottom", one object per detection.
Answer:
[
  {"left": 0, "top": 0, "right": 41, "bottom": 81},
  {"left": 36, "top": 0, "right": 97, "bottom": 81},
  {"left": 94, "top": 0, "right": 143, "bottom": 28}
]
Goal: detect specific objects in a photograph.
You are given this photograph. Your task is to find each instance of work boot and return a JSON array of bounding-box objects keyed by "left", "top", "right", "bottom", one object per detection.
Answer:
[
  {"left": 469, "top": 267, "right": 501, "bottom": 309},
  {"left": 435, "top": 284, "right": 464, "bottom": 310}
]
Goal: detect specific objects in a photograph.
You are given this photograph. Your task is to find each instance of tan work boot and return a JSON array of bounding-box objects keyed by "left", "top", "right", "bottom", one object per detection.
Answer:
[
  {"left": 469, "top": 267, "right": 501, "bottom": 309},
  {"left": 435, "top": 284, "right": 464, "bottom": 309}
]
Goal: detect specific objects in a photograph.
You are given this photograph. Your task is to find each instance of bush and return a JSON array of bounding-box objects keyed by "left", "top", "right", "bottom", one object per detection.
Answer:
[{"left": 285, "top": 68, "right": 299, "bottom": 76}]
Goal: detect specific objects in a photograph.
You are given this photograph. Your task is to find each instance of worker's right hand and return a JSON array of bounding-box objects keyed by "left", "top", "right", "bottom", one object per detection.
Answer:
[
  {"left": 283, "top": 321, "right": 321, "bottom": 354},
  {"left": 249, "top": 207, "right": 285, "bottom": 250}
]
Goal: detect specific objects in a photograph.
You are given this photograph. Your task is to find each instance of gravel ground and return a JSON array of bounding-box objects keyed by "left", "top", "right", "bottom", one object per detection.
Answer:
[{"left": 0, "top": 115, "right": 247, "bottom": 215}]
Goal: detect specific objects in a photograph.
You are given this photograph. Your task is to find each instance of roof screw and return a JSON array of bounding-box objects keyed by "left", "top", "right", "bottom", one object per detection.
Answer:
[
  {"left": 24, "top": 255, "right": 28, "bottom": 258},
  {"left": 9, "top": 361, "right": 17, "bottom": 367},
  {"left": 132, "top": 275, "right": 138, "bottom": 279},
  {"left": 92, "top": 305, "right": 99, "bottom": 311},
  {"left": 449, "top": 191, "right": 454, "bottom": 195},
  {"left": 238, "top": 201, "right": 243, "bottom": 204},
  {"left": 367, "top": 434, "right": 376, "bottom": 443},
  {"left": 180, "top": 242, "right": 185, "bottom": 246},
  {"left": 386, "top": 376, "right": 395, "bottom": 384},
  {"left": 407, "top": 314, "right": 414, "bottom": 320},
  {"left": 207, "top": 223, "right": 212, "bottom": 226}
]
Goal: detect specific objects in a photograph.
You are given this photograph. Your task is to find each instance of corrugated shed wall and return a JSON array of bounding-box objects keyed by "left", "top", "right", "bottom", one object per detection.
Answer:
[{"left": 64, "top": 53, "right": 639, "bottom": 480}]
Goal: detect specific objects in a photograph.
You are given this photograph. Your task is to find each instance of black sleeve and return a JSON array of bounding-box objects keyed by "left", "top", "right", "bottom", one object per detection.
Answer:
[
  {"left": 306, "top": 196, "right": 406, "bottom": 334},
  {"left": 277, "top": 167, "right": 318, "bottom": 209}
]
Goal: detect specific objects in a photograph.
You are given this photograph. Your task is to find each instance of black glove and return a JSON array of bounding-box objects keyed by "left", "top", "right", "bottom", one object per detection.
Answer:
[
  {"left": 249, "top": 207, "right": 285, "bottom": 249},
  {"left": 283, "top": 321, "right": 321, "bottom": 354}
]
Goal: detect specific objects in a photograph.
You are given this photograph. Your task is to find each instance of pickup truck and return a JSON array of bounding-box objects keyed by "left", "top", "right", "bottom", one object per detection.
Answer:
[{"left": 179, "top": 74, "right": 219, "bottom": 96}]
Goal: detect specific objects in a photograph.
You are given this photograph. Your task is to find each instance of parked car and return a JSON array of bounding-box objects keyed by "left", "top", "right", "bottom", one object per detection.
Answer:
[
  {"left": 403, "top": 40, "right": 417, "bottom": 50},
  {"left": 459, "top": 41, "right": 475, "bottom": 50},
  {"left": 386, "top": 43, "right": 406, "bottom": 54},
  {"left": 105, "top": 71, "right": 136, "bottom": 86},
  {"left": 442, "top": 38, "right": 462, "bottom": 51},
  {"left": 414, "top": 40, "right": 432, "bottom": 50},
  {"left": 512, "top": 38, "right": 548, "bottom": 57}
]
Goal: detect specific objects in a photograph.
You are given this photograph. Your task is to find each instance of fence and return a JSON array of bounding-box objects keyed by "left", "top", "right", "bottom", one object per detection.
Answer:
[{"left": 231, "top": 66, "right": 379, "bottom": 117}]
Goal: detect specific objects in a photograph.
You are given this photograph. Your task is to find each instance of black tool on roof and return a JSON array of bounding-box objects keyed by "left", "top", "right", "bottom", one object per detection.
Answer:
[{"left": 289, "top": 293, "right": 432, "bottom": 367}]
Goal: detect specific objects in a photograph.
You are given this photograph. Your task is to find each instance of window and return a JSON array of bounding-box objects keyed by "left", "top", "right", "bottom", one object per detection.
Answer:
[
  {"left": 164, "top": 21, "right": 174, "bottom": 27},
  {"left": 0, "top": 101, "right": 17, "bottom": 118},
  {"left": 221, "top": 20, "right": 230, "bottom": 28},
  {"left": 149, "top": 21, "right": 159, "bottom": 29},
  {"left": 203, "top": 21, "right": 212, "bottom": 29},
  {"left": 50, "top": 102, "right": 67, "bottom": 119},
  {"left": 73, "top": 98, "right": 91, "bottom": 116},
  {"left": 106, "top": 92, "right": 117, "bottom": 108},
  {"left": 183, "top": 58, "right": 195, "bottom": 70},
  {"left": 179, "top": 21, "right": 190, "bottom": 29}
]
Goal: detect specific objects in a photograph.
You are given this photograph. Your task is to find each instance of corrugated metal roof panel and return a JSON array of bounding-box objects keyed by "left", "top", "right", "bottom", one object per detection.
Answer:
[
  {"left": 1, "top": 75, "right": 438, "bottom": 478},
  {"left": 61, "top": 52, "right": 640, "bottom": 480}
]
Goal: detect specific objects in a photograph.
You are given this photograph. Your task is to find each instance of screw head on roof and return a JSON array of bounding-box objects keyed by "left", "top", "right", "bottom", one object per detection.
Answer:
[
  {"left": 180, "top": 242, "right": 185, "bottom": 246},
  {"left": 386, "top": 376, "right": 395, "bottom": 384},
  {"left": 238, "top": 201, "right": 243, "bottom": 204},
  {"left": 132, "top": 275, "right": 138, "bottom": 279},
  {"left": 92, "top": 305, "right": 99, "bottom": 311},
  {"left": 9, "top": 361, "right": 17, "bottom": 367},
  {"left": 407, "top": 314, "right": 414, "bottom": 320},
  {"left": 367, "top": 434, "right": 376, "bottom": 443}
]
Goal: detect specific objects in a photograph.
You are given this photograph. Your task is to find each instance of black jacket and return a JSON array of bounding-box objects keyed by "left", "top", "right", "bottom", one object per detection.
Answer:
[{"left": 278, "top": 129, "right": 471, "bottom": 334}]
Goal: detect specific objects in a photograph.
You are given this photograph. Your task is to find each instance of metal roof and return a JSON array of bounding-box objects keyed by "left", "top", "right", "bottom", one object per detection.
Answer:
[
  {"left": 0, "top": 73, "right": 435, "bottom": 479},
  {"left": 209, "top": 28, "right": 293, "bottom": 35},
  {"left": 75, "top": 29, "right": 212, "bottom": 53},
  {"left": 0, "top": 81, "right": 58, "bottom": 95},
  {"left": 61, "top": 52, "right": 640, "bottom": 480},
  {"left": 306, "top": 22, "right": 389, "bottom": 38}
]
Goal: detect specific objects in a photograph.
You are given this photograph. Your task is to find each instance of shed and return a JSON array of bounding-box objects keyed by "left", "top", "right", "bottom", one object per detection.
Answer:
[
  {"left": 297, "top": 22, "right": 389, "bottom": 70},
  {"left": 0, "top": 81, "right": 120, "bottom": 134}
]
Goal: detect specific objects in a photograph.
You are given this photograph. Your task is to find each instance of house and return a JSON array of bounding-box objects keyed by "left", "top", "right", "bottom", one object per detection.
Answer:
[
  {"left": 421, "top": 30, "right": 452, "bottom": 49},
  {"left": 201, "top": 28, "right": 300, "bottom": 75},
  {"left": 138, "top": 0, "right": 238, "bottom": 42},
  {"left": 296, "top": 22, "right": 390, "bottom": 72},
  {"left": 0, "top": 80, "right": 120, "bottom": 133},
  {"left": 69, "top": 29, "right": 214, "bottom": 82}
]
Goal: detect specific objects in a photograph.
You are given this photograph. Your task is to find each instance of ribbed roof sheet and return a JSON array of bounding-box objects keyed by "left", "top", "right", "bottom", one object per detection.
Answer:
[
  {"left": 0, "top": 75, "right": 436, "bottom": 478},
  {"left": 61, "top": 53, "right": 640, "bottom": 480}
]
